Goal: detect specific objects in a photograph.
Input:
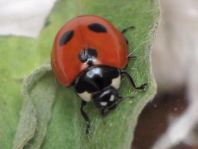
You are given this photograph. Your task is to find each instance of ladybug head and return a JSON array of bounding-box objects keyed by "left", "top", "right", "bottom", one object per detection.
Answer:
[{"left": 93, "top": 86, "right": 121, "bottom": 115}]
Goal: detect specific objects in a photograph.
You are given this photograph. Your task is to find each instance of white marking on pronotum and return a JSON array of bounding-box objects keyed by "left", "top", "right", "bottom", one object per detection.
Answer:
[
  {"left": 78, "top": 91, "right": 92, "bottom": 102},
  {"left": 109, "top": 95, "right": 115, "bottom": 101},
  {"left": 111, "top": 75, "right": 121, "bottom": 89}
]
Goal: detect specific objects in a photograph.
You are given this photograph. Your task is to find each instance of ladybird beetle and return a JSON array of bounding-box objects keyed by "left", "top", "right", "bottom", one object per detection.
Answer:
[{"left": 51, "top": 15, "right": 146, "bottom": 133}]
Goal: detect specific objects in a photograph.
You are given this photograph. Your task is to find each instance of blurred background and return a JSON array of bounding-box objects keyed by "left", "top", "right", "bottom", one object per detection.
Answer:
[
  {"left": 1, "top": 0, "right": 198, "bottom": 149},
  {"left": 132, "top": 0, "right": 198, "bottom": 149}
]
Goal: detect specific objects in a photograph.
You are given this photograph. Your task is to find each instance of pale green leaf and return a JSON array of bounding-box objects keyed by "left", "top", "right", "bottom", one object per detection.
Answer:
[{"left": 0, "top": 0, "right": 158, "bottom": 149}]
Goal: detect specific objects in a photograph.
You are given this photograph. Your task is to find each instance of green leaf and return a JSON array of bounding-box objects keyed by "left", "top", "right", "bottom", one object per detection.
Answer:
[
  {"left": 0, "top": 37, "right": 38, "bottom": 149},
  {"left": 12, "top": 64, "right": 57, "bottom": 149},
  {"left": 0, "top": 0, "right": 158, "bottom": 149}
]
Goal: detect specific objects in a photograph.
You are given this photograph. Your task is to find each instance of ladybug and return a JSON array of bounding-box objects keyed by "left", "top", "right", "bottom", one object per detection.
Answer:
[{"left": 51, "top": 15, "right": 146, "bottom": 133}]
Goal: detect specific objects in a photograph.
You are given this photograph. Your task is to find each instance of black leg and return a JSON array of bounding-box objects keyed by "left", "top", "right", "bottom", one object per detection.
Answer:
[
  {"left": 121, "top": 71, "right": 147, "bottom": 91},
  {"left": 121, "top": 26, "right": 135, "bottom": 34},
  {"left": 80, "top": 100, "right": 90, "bottom": 134},
  {"left": 128, "top": 55, "right": 136, "bottom": 59},
  {"left": 122, "top": 26, "right": 136, "bottom": 58}
]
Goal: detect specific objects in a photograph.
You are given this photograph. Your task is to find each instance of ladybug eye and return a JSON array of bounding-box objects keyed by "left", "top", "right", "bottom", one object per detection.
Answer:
[
  {"left": 59, "top": 30, "right": 74, "bottom": 46},
  {"left": 88, "top": 23, "right": 107, "bottom": 33}
]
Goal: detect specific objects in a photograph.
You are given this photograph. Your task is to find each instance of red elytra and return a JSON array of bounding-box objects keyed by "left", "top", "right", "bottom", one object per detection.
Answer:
[{"left": 51, "top": 15, "right": 128, "bottom": 86}]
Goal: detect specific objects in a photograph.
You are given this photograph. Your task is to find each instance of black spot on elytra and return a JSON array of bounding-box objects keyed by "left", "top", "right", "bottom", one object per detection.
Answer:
[
  {"left": 59, "top": 30, "right": 74, "bottom": 46},
  {"left": 88, "top": 23, "right": 107, "bottom": 33}
]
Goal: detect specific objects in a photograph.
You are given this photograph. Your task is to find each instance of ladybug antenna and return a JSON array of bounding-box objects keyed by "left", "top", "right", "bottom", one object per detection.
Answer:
[{"left": 121, "top": 26, "right": 135, "bottom": 34}]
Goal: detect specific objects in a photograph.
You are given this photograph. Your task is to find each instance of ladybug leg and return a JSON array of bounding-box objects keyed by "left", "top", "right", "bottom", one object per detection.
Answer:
[
  {"left": 122, "top": 26, "right": 136, "bottom": 58},
  {"left": 120, "top": 71, "right": 147, "bottom": 91},
  {"left": 121, "top": 26, "right": 135, "bottom": 34},
  {"left": 122, "top": 26, "right": 135, "bottom": 45},
  {"left": 128, "top": 54, "right": 136, "bottom": 59},
  {"left": 80, "top": 100, "right": 90, "bottom": 134}
]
